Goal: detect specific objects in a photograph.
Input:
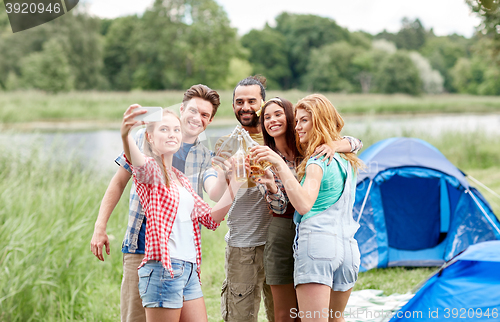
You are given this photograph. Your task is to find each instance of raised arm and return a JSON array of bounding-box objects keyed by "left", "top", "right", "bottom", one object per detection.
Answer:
[
  {"left": 121, "top": 104, "right": 147, "bottom": 167},
  {"left": 209, "top": 159, "right": 245, "bottom": 223},
  {"left": 250, "top": 146, "right": 322, "bottom": 215},
  {"left": 204, "top": 165, "right": 229, "bottom": 202}
]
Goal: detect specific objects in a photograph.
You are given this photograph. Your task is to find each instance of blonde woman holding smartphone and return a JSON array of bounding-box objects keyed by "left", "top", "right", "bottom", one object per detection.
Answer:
[{"left": 121, "top": 105, "right": 242, "bottom": 322}]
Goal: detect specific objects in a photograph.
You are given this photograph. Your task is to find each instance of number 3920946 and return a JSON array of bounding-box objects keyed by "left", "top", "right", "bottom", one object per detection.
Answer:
[{"left": 5, "top": 2, "right": 61, "bottom": 14}]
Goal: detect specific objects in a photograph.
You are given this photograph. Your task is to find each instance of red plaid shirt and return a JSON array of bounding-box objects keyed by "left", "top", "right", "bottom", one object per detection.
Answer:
[{"left": 126, "top": 155, "right": 219, "bottom": 280}]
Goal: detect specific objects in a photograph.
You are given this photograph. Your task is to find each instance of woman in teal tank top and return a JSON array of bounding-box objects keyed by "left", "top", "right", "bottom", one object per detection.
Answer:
[
  {"left": 251, "top": 94, "right": 364, "bottom": 322},
  {"left": 251, "top": 97, "right": 360, "bottom": 322}
]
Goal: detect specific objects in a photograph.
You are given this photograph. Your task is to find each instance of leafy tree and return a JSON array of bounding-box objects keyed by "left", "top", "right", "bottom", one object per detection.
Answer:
[
  {"left": 375, "top": 29, "right": 397, "bottom": 44},
  {"left": 478, "top": 65, "right": 500, "bottom": 95},
  {"left": 21, "top": 39, "right": 74, "bottom": 93},
  {"left": 4, "top": 71, "right": 22, "bottom": 91},
  {"left": 420, "top": 36, "right": 469, "bottom": 92},
  {"left": 449, "top": 36, "right": 500, "bottom": 95},
  {"left": 0, "top": 8, "right": 9, "bottom": 31},
  {"left": 223, "top": 57, "right": 253, "bottom": 89},
  {"left": 395, "top": 18, "right": 427, "bottom": 50},
  {"left": 375, "top": 18, "right": 428, "bottom": 51},
  {"left": 409, "top": 52, "right": 444, "bottom": 94},
  {"left": 241, "top": 26, "right": 291, "bottom": 89},
  {"left": 131, "top": 0, "right": 188, "bottom": 89},
  {"left": 275, "top": 13, "right": 350, "bottom": 87},
  {"left": 374, "top": 51, "right": 422, "bottom": 95},
  {"left": 133, "top": 0, "right": 237, "bottom": 90},
  {"left": 372, "top": 39, "right": 397, "bottom": 54},
  {"left": 103, "top": 15, "right": 140, "bottom": 90},
  {"left": 466, "top": 0, "right": 500, "bottom": 57},
  {"left": 0, "top": 13, "right": 52, "bottom": 89},
  {"left": 56, "top": 13, "right": 107, "bottom": 90},
  {"left": 351, "top": 49, "right": 386, "bottom": 93},
  {"left": 178, "top": 0, "right": 238, "bottom": 89},
  {"left": 303, "top": 47, "right": 342, "bottom": 92},
  {"left": 451, "top": 57, "right": 487, "bottom": 94},
  {"left": 348, "top": 31, "right": 372, "bottom": 49},
  {"left": 99, "top": 18, "right": 114, "bottom": 36},
  {"left": 0, "top": 11, "right": 106, "bottom": 91},
  {"left": 303, "top": 42, "right": 364, "bottom": 92}
]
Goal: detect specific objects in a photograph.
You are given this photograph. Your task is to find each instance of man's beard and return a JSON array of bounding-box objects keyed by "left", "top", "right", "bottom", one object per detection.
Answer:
[{"left": 236, "top": 110, "right": 259, "bottom": 127}]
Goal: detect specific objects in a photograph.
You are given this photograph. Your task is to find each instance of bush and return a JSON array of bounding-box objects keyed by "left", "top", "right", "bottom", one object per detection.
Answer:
[
  {"left": 374, "top": 51, "right": 422, "bottom": 95},
  {"left": 21, "top": 39, "right": 74, "bottom": 93}
]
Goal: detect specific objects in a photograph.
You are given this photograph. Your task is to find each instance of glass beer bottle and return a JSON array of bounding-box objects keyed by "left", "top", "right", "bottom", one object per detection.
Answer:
[
  {"left": 240, "top": 128, "right": 272, "bottom": 173},
  {"left": 234, "top": 134, "right": 247, "bottom": 182}
]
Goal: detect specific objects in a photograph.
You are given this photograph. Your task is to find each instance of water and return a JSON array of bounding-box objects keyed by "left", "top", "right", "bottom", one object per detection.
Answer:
[
  {"left": 2, "top": 114, "right": 500, "bottom": 174},
  {"left": 343, "top": 113, "right": 500, "bottom": 137}
]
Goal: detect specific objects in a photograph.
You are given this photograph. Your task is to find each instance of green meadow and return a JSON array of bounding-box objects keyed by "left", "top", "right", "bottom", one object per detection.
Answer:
[
  {"left": 1, "top": 91, "right": 500, "bottom": 321},
  {"left": 2, "top": 90, "right": 500, "bottom": 125}
]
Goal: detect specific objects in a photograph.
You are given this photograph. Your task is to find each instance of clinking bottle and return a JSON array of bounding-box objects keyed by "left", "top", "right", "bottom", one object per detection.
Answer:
[{"left": 234, "top": 134, "right": 247, "bottom": 182}]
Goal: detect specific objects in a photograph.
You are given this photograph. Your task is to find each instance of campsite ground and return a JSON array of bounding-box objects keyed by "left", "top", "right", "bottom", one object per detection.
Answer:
[{"left": 1, "top": 91, "right": 500, "bottom": 321}]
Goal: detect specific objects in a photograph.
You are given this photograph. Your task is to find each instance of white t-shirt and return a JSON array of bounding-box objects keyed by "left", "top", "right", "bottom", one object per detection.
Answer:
[{"left": 168, "top": 184, "right": 197, "bottom": 263}]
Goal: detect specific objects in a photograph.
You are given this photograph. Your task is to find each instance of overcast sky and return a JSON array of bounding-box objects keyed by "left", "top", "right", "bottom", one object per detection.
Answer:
[{"left": 85, "top": 0, "right": 481, "bottom": 38}]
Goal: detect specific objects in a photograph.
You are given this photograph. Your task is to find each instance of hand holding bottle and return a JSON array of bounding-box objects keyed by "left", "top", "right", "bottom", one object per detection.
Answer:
[{"left": 249, "top": 145, "right": 286, "bottom": 171}]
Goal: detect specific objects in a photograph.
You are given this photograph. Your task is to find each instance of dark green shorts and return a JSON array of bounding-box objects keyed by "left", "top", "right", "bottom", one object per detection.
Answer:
[{"left": 264, "top": 216, "right": 296, "bottom": 285}]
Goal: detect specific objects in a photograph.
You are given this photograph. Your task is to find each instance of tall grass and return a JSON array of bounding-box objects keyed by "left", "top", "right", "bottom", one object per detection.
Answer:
[
  {"left": 0, "top": 142, "right": 125, "bottom": 321},
  {"left": 2, "top": 90, "right": 500, "bottom": 124}
]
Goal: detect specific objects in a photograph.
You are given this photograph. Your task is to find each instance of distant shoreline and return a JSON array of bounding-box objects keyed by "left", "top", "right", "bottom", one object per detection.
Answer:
[{"left": 2, "top": 111, "right": 500, "bottom": 132}]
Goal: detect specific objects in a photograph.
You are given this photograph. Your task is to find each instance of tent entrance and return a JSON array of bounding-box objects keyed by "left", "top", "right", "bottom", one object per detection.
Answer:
[{"left": 379, "top": 174, "right": 442, "bottom": 250}]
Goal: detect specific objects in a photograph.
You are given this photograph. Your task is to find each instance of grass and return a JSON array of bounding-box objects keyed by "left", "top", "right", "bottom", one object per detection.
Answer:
[
  {"left": 0, "top": 142, "right": 124, "bottom": 321},
  {"left": 2, "top": 90, "right": 500, "bottom": 124}
]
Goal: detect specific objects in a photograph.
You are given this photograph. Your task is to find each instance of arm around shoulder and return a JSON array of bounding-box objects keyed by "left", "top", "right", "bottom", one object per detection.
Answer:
[{"left": 278, "top": 163, "right": 323, "bottom": 216}]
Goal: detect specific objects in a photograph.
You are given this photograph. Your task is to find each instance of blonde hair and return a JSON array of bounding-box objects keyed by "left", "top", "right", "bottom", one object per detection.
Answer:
[
  {"left": 295, "top": 94, "right": 364, "bottom": 180},
  {"left": 143, "top": 109, "right": 180, "bottom": 188}
]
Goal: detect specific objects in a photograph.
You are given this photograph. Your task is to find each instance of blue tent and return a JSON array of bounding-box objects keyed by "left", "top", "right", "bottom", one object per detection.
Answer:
[
  {"left": 390, "top": 240, "right": 500, "bottom": 321},
  {"left": 353, "top": 137, "right": 500, "bottom": 271}
]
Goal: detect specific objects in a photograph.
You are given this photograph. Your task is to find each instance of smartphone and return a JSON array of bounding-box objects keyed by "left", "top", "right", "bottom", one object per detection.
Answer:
[{"left": 134, "top": 107, "right": 163, "bottom": 122}]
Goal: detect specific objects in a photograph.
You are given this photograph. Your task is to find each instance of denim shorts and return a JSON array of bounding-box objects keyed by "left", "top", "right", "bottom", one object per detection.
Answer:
[
  {"left": 138, "top": 259, "right": 203, "bottom": 308},
  {"left": 293, "top": 229, "right": 360, "bottom": 292}
]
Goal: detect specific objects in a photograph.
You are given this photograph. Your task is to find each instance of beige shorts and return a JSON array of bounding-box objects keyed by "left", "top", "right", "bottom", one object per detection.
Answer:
[
  {"left": 221, "top": 245, "right": 274, "bottom": 322},
  {"left": 121, "top": 253, "right": 146, "bottom": 322}
]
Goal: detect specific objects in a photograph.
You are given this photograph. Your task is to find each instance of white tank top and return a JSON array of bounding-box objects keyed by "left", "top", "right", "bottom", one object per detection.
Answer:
[{"left": 168, "top": 183, "right": 196, "bottom": 263}]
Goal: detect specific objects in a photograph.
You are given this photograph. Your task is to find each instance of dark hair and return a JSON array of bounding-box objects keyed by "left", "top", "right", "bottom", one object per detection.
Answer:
[
  {"left": 183, "top": 84, "right": 220, "bottom": 120},
  {"left": 260, "top": 97, "right": 300, "bottom": 162},
  {"left": 232, "top": 75, "right": 267, "bottom": 102}
]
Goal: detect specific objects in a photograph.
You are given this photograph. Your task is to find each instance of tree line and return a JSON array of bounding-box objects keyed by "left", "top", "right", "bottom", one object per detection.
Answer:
[{"left": 0, "top": 0, "right": 499, "bottom": 95}]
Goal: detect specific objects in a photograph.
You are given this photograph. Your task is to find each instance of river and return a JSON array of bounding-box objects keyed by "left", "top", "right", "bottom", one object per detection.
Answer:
[{"left": 1, "top": 113, "right": 499, "bottom": 174}]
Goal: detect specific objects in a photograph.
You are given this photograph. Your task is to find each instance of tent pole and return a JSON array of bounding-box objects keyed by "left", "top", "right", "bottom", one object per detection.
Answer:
[
  {"left": 467, "top": 175, "right": 500, "bottom": 201},
  {"left": 357, "top": 179, "right": 373, "bottom": 223},
  {"left": 467, "top": 190, "right": 500, "bottom": 236}
]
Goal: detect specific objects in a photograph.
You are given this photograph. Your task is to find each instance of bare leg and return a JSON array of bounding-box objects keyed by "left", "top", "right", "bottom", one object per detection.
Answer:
[
  {"left": 328, "top": 288, "right": 352, "bottom": 322},
  {"left": 263, "top": 281, "right": 275, "bottom": 322},
  {"left": 145, "top": 307, "right": 181, "bottom": 322},
  {"left": 271, "top": 284, "right": 299, "bottom": 322},
  {"left": 296, "top": 283, "right": 331, "bottom": 322},
  {"left": 179, "top": 297, "right": 208, "bottom": 322}
]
